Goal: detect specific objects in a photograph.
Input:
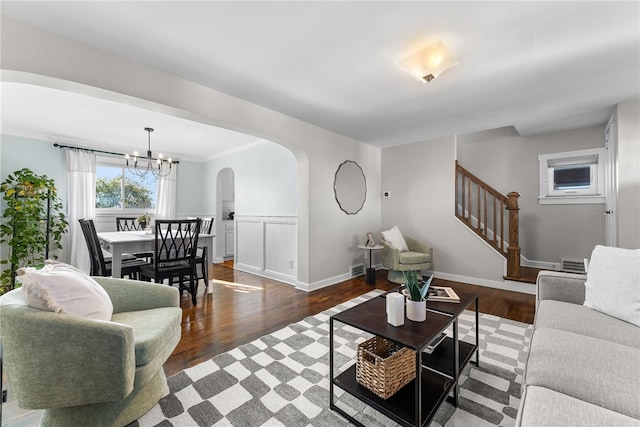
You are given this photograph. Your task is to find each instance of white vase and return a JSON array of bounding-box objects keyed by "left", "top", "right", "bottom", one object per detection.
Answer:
[{"left": 405, "top": 298, "right": 426, "bottom": 322}]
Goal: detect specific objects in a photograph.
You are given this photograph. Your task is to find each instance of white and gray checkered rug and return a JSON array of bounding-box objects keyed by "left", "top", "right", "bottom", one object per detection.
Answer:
[{"left": 129, "top": 290, "right": 533, "bottom": 427}]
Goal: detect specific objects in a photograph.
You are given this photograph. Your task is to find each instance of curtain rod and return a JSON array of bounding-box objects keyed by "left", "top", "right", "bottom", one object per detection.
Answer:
[{"left": 53, "top": 143, "right": 180, "bottom": 164}]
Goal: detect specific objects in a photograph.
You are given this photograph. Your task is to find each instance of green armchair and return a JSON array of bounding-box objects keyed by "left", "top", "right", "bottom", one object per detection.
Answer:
[
  {"left": 381, "top": 235, "right": 433, "bottom": 284},
  {"left": 0, "top": 277, "right": 181, "bottom": 427}
]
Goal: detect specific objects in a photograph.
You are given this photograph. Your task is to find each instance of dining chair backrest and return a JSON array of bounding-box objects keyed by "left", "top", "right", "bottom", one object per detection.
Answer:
[
  {"left": 116, "top": 217, "right": 144, "bottom": 232},
  {"left": 154, "top": 219, "right": 201, "bottom": 265},
  {"left": 200, "top": 217, "right": 214, "bottom": 234},
  {"left": 79, "top": 218, "right": 109, "bottom": 276}
]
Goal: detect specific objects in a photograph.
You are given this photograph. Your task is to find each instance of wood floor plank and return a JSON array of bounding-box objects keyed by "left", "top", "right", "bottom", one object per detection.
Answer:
[{"left": 165, "top": 262, "right": 536, "bottom": 376}]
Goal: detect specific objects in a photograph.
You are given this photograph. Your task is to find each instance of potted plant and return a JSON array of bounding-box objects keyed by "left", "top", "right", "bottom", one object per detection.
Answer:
[
  {"left": 137, "top": 213, "right": 150, "bottom": 229},
  {"left": 0, "top": 168, "right": 68, "bottom": 294},
  {"left": 402, "top": 271, "right": 433, "bottom": 322}
]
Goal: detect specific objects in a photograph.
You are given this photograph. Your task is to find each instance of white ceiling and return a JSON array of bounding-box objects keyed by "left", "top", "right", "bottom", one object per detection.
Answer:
[{"left": 1, "top": 1, "right": 639, "bottom": 160}]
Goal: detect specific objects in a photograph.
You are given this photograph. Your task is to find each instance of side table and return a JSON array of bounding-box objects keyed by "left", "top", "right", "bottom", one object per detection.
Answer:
[{"left": 357, "top": 244, "right": 383, "bottom": 285}]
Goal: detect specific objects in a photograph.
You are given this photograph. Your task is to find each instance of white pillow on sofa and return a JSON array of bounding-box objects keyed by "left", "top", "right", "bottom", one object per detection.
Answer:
[
  {"left": 17, "top": 260, "right": 113, "bottom": 321},
  {"left": 381, "top": 226, "right": 409, "bottom": 252},
  {"left": 584, "top": 245, "right": 640, "bottom": 327}
]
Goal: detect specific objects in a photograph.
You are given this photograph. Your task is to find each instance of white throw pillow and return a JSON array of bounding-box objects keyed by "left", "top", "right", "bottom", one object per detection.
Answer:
[
  {"left": 17, "top": 260, "right": 113, "bottom": 321},
  {"left": 381, "top": 226, "right": 409, "bottom": 252},
  {"left": 584, "top": 245, "right": 640, "bottom": 327}
]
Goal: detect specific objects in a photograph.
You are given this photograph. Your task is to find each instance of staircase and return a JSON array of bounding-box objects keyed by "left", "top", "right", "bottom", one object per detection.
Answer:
[{"left": 455, "top": 161, "right": 539, "bottom": 283}]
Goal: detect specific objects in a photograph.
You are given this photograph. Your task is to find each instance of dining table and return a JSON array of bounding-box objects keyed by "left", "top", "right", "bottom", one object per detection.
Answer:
[{"left": 97, "top": 230, "right": 215, "bottom": 294}]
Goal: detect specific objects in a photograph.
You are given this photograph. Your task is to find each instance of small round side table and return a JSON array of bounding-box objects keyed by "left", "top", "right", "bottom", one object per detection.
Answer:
[{"left": 357, "top": 244, "right": 383, "bottom": 285}]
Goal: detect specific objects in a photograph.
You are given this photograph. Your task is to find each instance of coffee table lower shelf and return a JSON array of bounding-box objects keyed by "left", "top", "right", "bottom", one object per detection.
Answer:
[{"left": 333, "top": 364, "right": 453, "bottom": 427}]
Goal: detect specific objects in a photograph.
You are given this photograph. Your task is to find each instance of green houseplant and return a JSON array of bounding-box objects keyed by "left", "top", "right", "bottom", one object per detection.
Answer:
[
  {"left": 0, "top": 168, "right": 68, "bottom": 294},
  {"left": 402, "top": 271, "right": 433, "bottom": 322}
]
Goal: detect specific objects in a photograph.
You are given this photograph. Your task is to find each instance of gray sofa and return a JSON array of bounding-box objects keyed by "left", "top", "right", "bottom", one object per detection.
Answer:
[
  {"left": 0, "top": 277, "right": 182, "bottom": 427},
  {"left": 516, "top": 270, "right": 640, "bottom": 426}
]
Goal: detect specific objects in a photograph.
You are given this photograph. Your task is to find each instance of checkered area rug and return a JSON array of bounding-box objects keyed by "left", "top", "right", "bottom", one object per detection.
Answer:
[{"left": 129, "top": 290, "right": 533, "bottom": 427}]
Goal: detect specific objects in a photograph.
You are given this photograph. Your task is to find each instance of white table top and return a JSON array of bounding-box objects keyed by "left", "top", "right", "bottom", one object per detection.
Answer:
[
  {"left": 357, "top": 244, "right": 384, "bottom": 250},
  {"left": 98, "top": 231, "right": 214, "bottom": 243}
]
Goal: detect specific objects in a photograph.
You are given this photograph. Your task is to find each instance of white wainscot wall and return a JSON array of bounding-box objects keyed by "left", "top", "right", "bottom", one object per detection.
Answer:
[{"left": 234, "top": 216, "right": 298, "bottom": 286}]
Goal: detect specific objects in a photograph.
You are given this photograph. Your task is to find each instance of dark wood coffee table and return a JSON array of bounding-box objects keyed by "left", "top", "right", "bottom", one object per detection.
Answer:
[{"left": 329, "top": 290, "right": 479, "bottom": 427}]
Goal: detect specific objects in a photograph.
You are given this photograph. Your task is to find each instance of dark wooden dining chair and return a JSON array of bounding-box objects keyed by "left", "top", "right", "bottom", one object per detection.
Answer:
[
  {"left": 78, "top": 218, "right": 148, "bottom": 279},
  {"left": 115, "top": 217, "right": 144, "bottom": 231},
  {"left": 115, "top": 217, "right": 154, "bottom": 262},
  {"left": 194, "top": 217, "right": 214, "bottom": 285},
  {"left": 140, "top": 219, "right": 201, "bottom": 305}
]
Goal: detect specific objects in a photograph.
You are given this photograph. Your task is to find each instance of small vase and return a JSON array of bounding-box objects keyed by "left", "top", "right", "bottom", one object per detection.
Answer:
[{"left": 406, "top": 298, "right": 426, "bottom": 322}]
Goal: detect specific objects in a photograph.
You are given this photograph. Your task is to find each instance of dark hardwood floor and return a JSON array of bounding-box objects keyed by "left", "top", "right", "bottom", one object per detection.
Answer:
[{"left": 165, "top": 262, "right": 536, "bottom": 376}]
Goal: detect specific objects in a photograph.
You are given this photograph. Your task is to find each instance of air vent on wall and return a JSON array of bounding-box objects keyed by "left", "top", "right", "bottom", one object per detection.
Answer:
[
  {"left": 351, "top": 264, "right": 365, "bottom": 278},
  {"left": 561, "top": 258, "right": 587, "bottom": 273}
]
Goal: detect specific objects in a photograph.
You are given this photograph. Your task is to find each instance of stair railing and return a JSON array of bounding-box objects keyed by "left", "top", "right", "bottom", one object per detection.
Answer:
[{"left": 455, "top": 161, "right": 521, "bottom": 279}]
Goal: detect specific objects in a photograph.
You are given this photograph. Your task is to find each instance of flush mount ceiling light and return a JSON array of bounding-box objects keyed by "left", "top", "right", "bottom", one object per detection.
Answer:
[
  {"left": 399, "top": 41, "right": 458, "bottom": 83},
  {"left": 125, "top": 127, "right": 173, "bottom": 177}
]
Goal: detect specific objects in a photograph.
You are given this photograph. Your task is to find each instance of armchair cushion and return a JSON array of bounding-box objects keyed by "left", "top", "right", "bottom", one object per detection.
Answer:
[
  {"left": 381, "top": 226, "right": 409, "bottom": 252},
  {"left": 17, "top": 261, "right": 113, "bottom": 321},
  {"left": 584, "top": 245, "right": 640, "bottom": 327},
  {"left": 398, "top": 251, "right": 431, "bottom": 265}
]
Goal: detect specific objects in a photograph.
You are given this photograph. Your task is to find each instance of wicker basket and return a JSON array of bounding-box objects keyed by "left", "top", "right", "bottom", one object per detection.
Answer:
[{"left": 356, "top": 336, "right": 415, "bottom": 399}]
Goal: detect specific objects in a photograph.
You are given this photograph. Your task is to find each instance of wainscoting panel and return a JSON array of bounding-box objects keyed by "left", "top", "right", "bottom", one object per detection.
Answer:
[
  {"left": 235, "top": 219, "right": 263, "bottom": 269},
  {"left": 235, "top": 216, "right": 297, "bottom": 286}
]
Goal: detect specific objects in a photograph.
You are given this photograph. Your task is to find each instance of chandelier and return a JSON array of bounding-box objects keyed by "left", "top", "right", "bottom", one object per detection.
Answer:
[{"left": 125, "top": 127, "right": 173, "bottom": 178}]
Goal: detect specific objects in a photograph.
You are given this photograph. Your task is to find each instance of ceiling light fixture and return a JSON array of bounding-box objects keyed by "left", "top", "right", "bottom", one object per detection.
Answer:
[
  {"left": 399, "top": 41, "right": 458, "bottom": 83},
  {"left": 125, "top": 127, "right": 173, "bottom": 177}
]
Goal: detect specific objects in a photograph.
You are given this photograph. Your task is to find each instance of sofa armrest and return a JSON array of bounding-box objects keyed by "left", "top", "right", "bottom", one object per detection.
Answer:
[
  {"left": 94, "top": 276, "right": 180, "bottom": 313},
  {"left": 0, "top": 302, "right": 135, "bottom": 409},
  {"left": 537, "top": 270, "right": 587, "bottom": 306}
]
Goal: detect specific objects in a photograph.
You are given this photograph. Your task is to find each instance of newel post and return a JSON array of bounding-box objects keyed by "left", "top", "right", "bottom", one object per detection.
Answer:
[{"left": 506, "top": 192, "right": 521, "bottom": 280}]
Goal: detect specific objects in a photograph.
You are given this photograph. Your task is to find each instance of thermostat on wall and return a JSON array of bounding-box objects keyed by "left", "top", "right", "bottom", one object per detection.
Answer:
[{"left": 383, "top": 191, "right": 391, "bottom": 198}]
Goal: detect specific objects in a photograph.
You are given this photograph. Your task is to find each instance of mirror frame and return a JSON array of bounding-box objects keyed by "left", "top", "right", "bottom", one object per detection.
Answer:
[{"left": 333, "top": 160, "right": 367, "bottom": 215}]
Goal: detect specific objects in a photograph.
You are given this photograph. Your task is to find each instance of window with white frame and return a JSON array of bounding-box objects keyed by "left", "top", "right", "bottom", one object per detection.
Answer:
[
  {"left": 95, "top": 157, "right": 158, "bottom": 210},
  {"left": 538, "top": 148, "right": 606, "bottom": 204}
]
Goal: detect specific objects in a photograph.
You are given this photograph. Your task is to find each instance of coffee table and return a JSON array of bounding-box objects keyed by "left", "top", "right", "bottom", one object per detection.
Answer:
[{"left": 329, "top": 291, "right": 479, "bottom": 427}]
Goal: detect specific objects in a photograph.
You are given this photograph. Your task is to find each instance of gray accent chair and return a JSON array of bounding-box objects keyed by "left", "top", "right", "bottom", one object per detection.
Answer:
[
  {"left": 0, "top": 277, "right": 182, "bottom": 427},
  {"left": 381, "top": 235, "right": 433, "bottom": 284},
  {"left": 516, "top": 271, "right": 640, "bottom": 426}
]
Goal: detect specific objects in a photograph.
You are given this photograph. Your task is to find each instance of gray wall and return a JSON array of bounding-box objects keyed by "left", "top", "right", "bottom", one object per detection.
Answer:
[
  {"left": 616, "top": 100, "right": 640, "bottom": 249},
  {"left": 203, "top": 141, "right": 297, "bottom": 216},
  {"left": 457, "top": 125, "right": 606, "bottom": 263},
  {"left": 382, "top": 135, "right": 507, "bottom": 287}
]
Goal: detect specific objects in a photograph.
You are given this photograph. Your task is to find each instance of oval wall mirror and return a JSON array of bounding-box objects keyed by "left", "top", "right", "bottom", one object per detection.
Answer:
[{"left": 334, "top": 160, "right": 367, "bottom": 215}]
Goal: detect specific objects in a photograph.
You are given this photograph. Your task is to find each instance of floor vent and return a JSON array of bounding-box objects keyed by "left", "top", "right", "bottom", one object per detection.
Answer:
[
  {"left": 351, "top": 264, "right": 364, "bottom": 278},
  {"left": 561, "top": 258, "right": 587, "bottom": 273}
]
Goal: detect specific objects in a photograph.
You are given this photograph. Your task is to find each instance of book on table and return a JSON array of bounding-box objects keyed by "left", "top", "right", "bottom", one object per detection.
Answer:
[{"left": 427, "top": 286, "right": 460, "bottom": 303}]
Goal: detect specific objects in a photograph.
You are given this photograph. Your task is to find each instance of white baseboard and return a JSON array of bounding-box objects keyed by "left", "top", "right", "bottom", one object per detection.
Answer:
[
  {"left": 433, "top": 271, "right": 536, "bottom": 295},
  {"left": 234, "top": 262, "right": 297, "bottom": 287},
  {"left": 520, "top": 256, "right": 560, "bottom": 271}
]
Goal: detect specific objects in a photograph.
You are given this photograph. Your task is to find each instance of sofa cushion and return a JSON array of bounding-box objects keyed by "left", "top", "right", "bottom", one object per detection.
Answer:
[
  {"left": 525, "top": 327, "right": 640, "bottom": 419},
  {"left": 518, "top": 385, "right": 640, "bottom": 427},
  {"left": 584, "top": 245, "right": 640, "bottom": 327},
  {"left": 398, "top": 251, "right": 431, "bottom": 265},
  {"left": 381, "top": 226, "right": 409, "bottom": 252},
  {"left": 536, "top": 300, "right": 640, "bottom": 349},
  {"left": 17, "top": 261, "right": 113, "bottom": 321},
  {"left": 112, "top": 306, "right": 182, "bottom": 366}
]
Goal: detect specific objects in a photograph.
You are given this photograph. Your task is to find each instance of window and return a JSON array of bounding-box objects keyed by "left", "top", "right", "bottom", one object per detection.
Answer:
[
  {"left": 96, "top": 159, "right": 158, "bottom": 210},
  {"left": 538, "top": 148, "right": 606, "bottom": 204}
]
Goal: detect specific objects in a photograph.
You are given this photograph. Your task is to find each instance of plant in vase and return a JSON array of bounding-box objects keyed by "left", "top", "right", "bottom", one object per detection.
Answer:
[
  {"left": 403, "top": 271, "right": 434, "bottom": 322},
  {"left": 0, "top": 168, "right": 68, "bottom": 294},
  {"left": 137, "top": 213, "right": 151, "bottom": 230}
]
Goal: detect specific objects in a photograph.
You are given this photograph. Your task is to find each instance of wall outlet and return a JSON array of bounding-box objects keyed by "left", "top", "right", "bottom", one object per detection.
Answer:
[{"left": 288, "top": 260, "right": 294, "bottom": 269}]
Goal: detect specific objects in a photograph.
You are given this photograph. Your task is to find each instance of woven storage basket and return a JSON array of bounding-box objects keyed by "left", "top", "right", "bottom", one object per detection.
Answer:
[{"left": 356, "top": 336, "right": 415, "bottom": 399}]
